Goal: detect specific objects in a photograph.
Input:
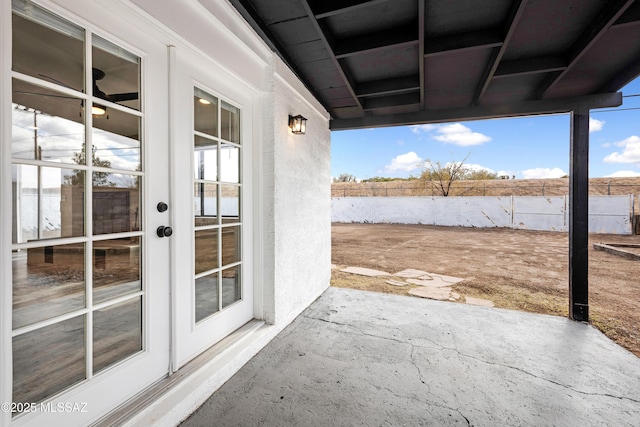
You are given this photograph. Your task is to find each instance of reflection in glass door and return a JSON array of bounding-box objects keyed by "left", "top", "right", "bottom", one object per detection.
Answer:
[
  {"left": 193, "top": 88, "right": 242, "bottom": 323},
  {"left": 11, "top": 1, "right": 144, "bottom": 407}
]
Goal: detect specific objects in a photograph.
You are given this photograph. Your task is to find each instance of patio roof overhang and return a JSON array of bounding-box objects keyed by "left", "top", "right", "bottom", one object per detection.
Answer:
[
  {"left": 227, "top": 0, "right": 640, "bottom": 323},
  {"left": 227, "top": 0, "right": 640, "bottom": 129}
]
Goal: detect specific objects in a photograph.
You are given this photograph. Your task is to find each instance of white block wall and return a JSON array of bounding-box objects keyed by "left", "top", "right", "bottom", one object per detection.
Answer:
[
  {"left": 513, "top": 196, "right": 566, "bottom": 231},
  {"left": 332, "top": 195, "right": 633, "bottom": 234}
]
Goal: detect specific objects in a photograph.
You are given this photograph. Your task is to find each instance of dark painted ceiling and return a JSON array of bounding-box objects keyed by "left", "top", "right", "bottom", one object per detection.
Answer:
[{"left": 229, "top": 0, "right": 640, "bottom": 129}]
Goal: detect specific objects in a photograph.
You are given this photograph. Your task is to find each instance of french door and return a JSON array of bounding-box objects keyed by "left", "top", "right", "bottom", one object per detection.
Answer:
[
  {"left": 170, "top": 47, "right": 255, "bottom": 368},
  {"left": 4, "top": 2, "right": 170, "bottom": 425}
]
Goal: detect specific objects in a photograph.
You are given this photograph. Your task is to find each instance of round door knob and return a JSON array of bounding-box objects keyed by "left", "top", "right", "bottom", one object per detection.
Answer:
[
  {"left": 157, "top": 226, "right": 173, "bottom": 238},
  {"left": 157, "top": 202, "right": 168, "bottom": 212}
]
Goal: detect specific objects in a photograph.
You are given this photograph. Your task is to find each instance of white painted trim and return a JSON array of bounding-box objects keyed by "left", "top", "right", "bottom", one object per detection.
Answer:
[
  {"left": 1, "top": 0, "right": 14, "bottom": 423},
  {"left": 167, "top": 44, "right": 178, "bottom": 375},
  {"left": 129, "top": 0, "right": 269, "bottom": 95}
]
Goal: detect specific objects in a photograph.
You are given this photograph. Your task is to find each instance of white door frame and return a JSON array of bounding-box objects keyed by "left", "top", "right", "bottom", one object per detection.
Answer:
[
  {"left": 169, "top": 45, "right": 258, "bottom": 369},
  {"left": 1, "top": 1, "right": 171, "bottom": 425}
]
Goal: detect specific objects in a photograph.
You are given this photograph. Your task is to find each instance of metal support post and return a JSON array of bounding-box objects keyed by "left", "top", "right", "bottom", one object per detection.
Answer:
[{"left": 569, "top": 107, "right": 590, "bottom": 321}]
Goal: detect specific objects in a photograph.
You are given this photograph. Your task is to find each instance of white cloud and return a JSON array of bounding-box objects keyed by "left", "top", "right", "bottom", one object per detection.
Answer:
[
  {"left": 604, "top": 170, "right": 640, "bottom": 178},
  {"left": 465, "top": 163, "right": 495, "bottom": 174},
  {"left": 431, "top": 123, "right": 491, "bottom": 146},
  {"left": 383, "top": 151, "right": 423, "bottom": 174},
  {"left": 410, "top": 124, "right": 437, "bottom": 134},
  {"left": 603, "top": 136, "right": 640, "bottom": 164},
  {"left": 522, "top": 167, "right": 568, "bottom": 179},
  {"left": 589, "top": 117, "right": 605, "bottom": 133}
]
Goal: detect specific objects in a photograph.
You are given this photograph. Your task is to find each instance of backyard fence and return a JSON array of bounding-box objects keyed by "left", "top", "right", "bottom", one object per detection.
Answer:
[
  {"left": 332, "top": 195, "right": 636, "bottom": 235},
  {"left": 331, "top": 182, "right": 640, "bottom": 198}
]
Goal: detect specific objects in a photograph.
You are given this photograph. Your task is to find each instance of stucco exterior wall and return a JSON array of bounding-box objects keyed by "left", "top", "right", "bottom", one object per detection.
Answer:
[{"left": 266, "top": 60, "right": 332, "bottom": 325}]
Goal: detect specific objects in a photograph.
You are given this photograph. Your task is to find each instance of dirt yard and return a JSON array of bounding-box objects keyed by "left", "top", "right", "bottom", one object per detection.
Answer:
[{"left": 331, "top": 223, "right": 640, "bottom": 357}]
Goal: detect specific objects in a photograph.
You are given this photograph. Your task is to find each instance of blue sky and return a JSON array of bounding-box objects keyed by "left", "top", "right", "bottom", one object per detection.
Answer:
[{"left": 331, "top": 77, "right": 640, "bottom": 180}]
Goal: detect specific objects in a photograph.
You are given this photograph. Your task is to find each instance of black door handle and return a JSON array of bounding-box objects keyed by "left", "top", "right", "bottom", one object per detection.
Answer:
[{"left": 157, "top": 226, "right": 173, "bottom": 238}]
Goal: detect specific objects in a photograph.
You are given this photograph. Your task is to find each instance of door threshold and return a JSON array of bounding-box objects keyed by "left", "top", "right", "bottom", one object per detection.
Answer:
[{"left": 92, "top": 319, "right": 272, "bottom": 427}]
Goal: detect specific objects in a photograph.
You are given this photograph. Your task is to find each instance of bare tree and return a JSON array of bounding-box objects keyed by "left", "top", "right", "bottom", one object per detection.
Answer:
[
  {"left": 420, "top": 154, "right": 471, "bottom": 196},
  {"left": 333, "top": 173, "right": 357, "bottom": 183}
]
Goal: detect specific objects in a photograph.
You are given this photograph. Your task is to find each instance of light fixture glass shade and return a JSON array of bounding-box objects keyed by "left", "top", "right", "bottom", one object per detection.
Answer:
[
  {"left": 288, "top": 114, "right": 307, "bottom": 134},
  {"left": 92, "top": 104, "right": 107, "bottom": 115}
]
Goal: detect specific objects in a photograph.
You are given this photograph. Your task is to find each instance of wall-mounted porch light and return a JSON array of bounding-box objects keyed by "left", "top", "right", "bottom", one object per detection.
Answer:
[{"left": 288, "top": 114, "right": 307, "bottom": 134}]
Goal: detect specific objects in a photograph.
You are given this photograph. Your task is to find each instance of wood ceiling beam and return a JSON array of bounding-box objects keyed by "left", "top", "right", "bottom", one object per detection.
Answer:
[
  {"left": 356, "top": 76, "right": 420, "bottom": 97},
  {"left": 362, "top": 93, "right": 421, "bottom": 110},
  {"left": 473, "top": 0, "right": 529, "bottom": 105},
  {"left": 424, "top": 29, "right": 503, "bottom": 57},
  {"left": 598, "top": 56, "right": 640, "bottom": 93},
  {"left": 299, "top": 0, "right": 364, "bottom": 114},
  {"left": 334, "top": 27, "right": 418, "bottom": 59},
  {"left": 314, "top": 0, "right": 393, "bottom": 19},
  {"left": 612, "top": 1, "right": 640, "bottom": 28},
  {"left": 494, "top": 56, "right": 568, "bottom": 78},
  {"left": 418, "top": 0, "right": 425, "bottom": 109},
  {"left": 330, "top": 92, "right": 622, "bottom": 130},
  {"left": 227, "top": 0, "right": 328, "bottom": 113},
  {"left": 534, "top": 0, "right": 635, "bottom": 99}
]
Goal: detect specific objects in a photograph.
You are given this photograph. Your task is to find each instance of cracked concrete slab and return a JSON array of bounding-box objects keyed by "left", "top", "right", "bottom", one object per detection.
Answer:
[
  {"left": 340, "top": 266, "right": 391, "bottom": 277},
  {"left": 182, "top": 288, "right": 640, "bottom": 427}
]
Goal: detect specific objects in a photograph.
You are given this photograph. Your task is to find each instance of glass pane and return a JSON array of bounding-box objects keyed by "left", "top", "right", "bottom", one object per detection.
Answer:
[
  {"left": 12, "top": 80, "right": 85, "bottom": 163},
  {"left": 93, "top": 108, "right": 141, "bottom": 171},
  {"left": 195, "top": 273, "right": 219, "bottom": 322},
  {"left": 13, "top": 243, "right": 85, "bottom": 329},
  {"left": 221, "top": 266, "right": 241, "bottom": 309},
  {"left": 221, "top": 100, "right": 240, "bottom": 143},
  {"left": 12, "top": 3, "right": 84, "bottom": 92},
  {"left": 194, "top": 88, "right": 218, "bottom": 137},
  {"left": 93, "top": 237, "right": 141, "bottom": 304},
  {"left": 194, "top": 135, "right": 217, "bottom": 180},
  {"left": 93, "top": 298, "right": 142, "bottom": 373},
  {"left": 13, "top": 316, "right": 86, "bottom": 405},
  {"left": 221, "top": 184, "right": 240, "bottom": 223},
  {"left": 12, "top": 165, "right": 85, "bottom": 244},
  {"left": 221, "top": 226, "right": 240, "bottom": 267},
  {"left": 195, "top": 229, "right": 218, "bottom": 274},
  {"left": 93, "top": 173, "right": 141, "bottom": 235},
  {"left": 92, "top": 35, "right": 140, "bottom": 111},
  {"left": 194, "top": 183, "right": 217, "bottom": 226},
  {"left": 220, "top": 143, "right": 239, "bottom": 183}
]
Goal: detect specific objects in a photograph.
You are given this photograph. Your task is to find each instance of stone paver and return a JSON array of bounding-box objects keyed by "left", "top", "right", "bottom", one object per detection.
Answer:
[
  {"left": 408, "top": 286, "right": 452, "bottom": 300},
  {"left": 385, "top": 279, "right": 407, "bottom": 287},
  {"left": 465, "top": 296, "right": 495, "bottom": 307},
  {"left": 407, "top": 277, "right": 455, "bottom": 288},
  {"left": 394, "top": 268, "right": 430, "bottom": 278}
]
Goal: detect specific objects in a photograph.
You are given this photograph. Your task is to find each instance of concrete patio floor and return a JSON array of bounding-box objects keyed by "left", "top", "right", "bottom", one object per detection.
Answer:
[{"left": 181, "top": 287, "right": 640, "bottom": 426}]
